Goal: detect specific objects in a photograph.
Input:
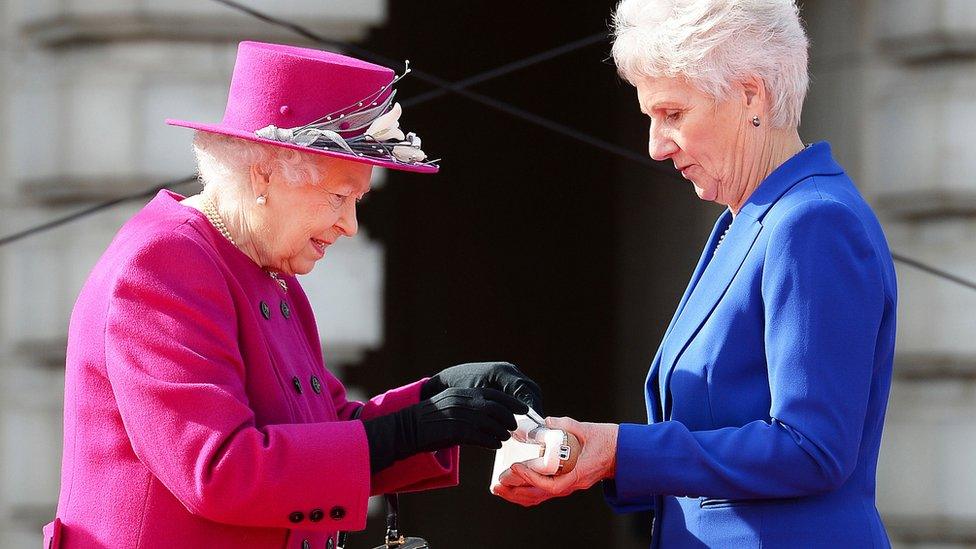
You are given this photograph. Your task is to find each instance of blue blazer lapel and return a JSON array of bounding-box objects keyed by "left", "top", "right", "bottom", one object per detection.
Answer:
[
  {"left": 652, "top": 142, "right": 845, "bottom": 421},
  {"left": 645, "top": 351, "right": 664, "bottom": 423},
  {"left": 660, "top": 214, "right": 762, "bottom": 419},
  {"left": 645, "top": 211, "right": 732, "bottom": 422},
  {"left": 669, "top": 212, "right": 733, "bottom": 334}
]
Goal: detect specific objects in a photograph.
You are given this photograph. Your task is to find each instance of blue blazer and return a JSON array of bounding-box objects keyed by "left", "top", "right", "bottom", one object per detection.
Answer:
[{"left": 605, "top": 143, "right": 897, "bottom": 548}]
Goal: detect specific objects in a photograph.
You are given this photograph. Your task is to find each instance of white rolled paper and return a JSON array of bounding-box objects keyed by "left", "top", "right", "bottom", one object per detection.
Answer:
[{"left": 489, "top": 412, "right": 567, "bottom": 492}]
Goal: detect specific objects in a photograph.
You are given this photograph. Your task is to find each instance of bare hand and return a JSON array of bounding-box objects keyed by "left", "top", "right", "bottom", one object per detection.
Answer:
[{"left": 491, "top": 416, "right": 618, "bottom": 507}]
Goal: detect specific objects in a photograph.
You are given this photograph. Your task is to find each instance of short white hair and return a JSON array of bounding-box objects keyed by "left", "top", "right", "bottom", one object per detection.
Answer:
[
  {"left": 192, "top": 131, "right": 333, "bottom": 190},
  {"left": 611, "top": 0, "right": 809, "bottom": 128}
]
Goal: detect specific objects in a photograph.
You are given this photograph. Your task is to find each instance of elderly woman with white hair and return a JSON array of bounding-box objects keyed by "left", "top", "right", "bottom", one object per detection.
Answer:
[
  {"left": 494, "top": 1, "right": 897, "bottom": 547},
  {"left": 47, "top": 42, "right": 543, "bottom": 549}
]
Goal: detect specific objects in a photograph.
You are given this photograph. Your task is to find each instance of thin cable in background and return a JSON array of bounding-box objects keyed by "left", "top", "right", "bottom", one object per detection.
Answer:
[
  {"left": 0, "top": 4, "right": 973, "bottom": 295},
  {"left": 204, "top": 0, "right": 976, "bottom": 294},
  {"left": 892, "top": 252, "right": 976, "bottom": 292},
  {"left": 210, "top": 0, "right": 669, "bottom": 174},
  {"left": 400, "top": 32, "right": 609, "bottom": 108},
  {"left": 0, "top": 19, "right": 620, "bottom": 247},
  {"left": 0, "top": 176, "right": 197, "bottom": 247}
]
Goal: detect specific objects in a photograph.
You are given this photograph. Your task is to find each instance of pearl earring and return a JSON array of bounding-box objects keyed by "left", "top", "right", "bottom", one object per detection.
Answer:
[
  {"left": 752, "top": 115, "right": 761, "bottom": 127},
  {"left": 256, "top": 194, "right": 267, "bottom": 205}
]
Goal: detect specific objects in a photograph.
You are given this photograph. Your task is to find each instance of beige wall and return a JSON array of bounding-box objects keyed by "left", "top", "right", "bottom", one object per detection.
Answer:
[
  {"left": 802, "top": 0, "right": 976, "bottom": 546},
  {"left": 0, "top": 1, "right": 387, "bottom": 546}
]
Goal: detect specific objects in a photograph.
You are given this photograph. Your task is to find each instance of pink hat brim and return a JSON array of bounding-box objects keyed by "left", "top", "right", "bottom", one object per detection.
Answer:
[{"left": 166, "top": 119, "right": 439, "bottom": 174}]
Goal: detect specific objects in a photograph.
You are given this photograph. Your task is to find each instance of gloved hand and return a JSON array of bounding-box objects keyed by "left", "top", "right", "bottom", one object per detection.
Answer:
[
  {"left": 421, "top": 362, "right": 544, "bottom": 415},
  {"left": 362, "top": 387, "right": 527, "bottom": 473}
]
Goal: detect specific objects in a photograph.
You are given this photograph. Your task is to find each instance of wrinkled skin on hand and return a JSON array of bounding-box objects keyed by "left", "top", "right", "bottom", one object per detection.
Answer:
[{"left": 492, "top": 416, "right": 619, "bottom": 507}]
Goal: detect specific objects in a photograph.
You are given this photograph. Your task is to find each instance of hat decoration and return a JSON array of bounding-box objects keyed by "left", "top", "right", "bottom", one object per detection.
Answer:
[
  {"left": 253, "top": 61, "right": 436, "bottom": 169},
  {"left": 168, "top": 41, "right": 440, "bottom": 174}
]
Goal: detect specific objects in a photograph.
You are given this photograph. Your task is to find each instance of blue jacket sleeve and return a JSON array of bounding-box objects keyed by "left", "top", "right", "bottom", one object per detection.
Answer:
[{"left": 612, "top": 199, "right": 886, "bottom": 500}]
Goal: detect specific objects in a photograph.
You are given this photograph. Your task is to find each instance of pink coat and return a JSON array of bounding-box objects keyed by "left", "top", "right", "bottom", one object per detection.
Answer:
[{"left": 45, "top": 190, "right": 458, "bottom": 548}]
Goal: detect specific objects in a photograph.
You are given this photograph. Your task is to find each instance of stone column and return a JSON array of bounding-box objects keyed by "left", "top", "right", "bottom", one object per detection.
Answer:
[
  {"left": 0, "top": 1, "right": 387, "bottom": 545},
  {"left": 805, "top": 0, "right": 976, "bottom": 546}
]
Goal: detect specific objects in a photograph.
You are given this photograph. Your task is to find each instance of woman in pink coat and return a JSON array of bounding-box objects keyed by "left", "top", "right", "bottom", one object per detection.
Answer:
[{"left": 45, "top": 41, "right": 542, "bottom": 549}]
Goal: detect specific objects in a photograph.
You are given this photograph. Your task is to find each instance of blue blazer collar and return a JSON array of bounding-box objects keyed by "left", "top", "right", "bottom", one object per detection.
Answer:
[
  {"left": 658, "top": 141, "right": 843, "bottom": 419},
  {"left": 737, "top": 141, "right": 844, "bottom": 223},
  {"left": 660, "top": 212, "right": 759, "bottom": 419},
  {"left": 647, "top": 211, "right": 731, "bottom": 422}
]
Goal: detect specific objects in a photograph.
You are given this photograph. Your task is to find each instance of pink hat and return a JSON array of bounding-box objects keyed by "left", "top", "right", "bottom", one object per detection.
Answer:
[{"left": 167, "top": 41, "right": 438, "bottom": 174}]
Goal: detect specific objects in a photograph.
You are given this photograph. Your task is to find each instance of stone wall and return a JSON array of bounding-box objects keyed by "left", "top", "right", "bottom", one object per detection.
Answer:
[
  {"left": 0, "top": 1, "right": 387, "bottom": 546},
  {"left": 804, "top": 0, "right": 976, "bottom": 546}
]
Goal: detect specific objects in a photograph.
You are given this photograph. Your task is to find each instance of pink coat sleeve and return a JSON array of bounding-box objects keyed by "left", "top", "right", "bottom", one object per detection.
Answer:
[
  {"left": 104, "top": 234, "right": 372, "bottom": 532},
  {"left": 332, "top": 378, "right": 460, "bottom": 495}
]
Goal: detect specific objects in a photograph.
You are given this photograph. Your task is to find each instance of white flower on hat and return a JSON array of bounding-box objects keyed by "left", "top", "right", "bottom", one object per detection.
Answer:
[
  {"left": 393, "top": 132, "right": 426, "bottom": 162},
  {"left": 366, "top": 103, "right": 427, "bottom": 162},
  {"left": 365, "top": 102, "right": 405, "bottom": 142}
]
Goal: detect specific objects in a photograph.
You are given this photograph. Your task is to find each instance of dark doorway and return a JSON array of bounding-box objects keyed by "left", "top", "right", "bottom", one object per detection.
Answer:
[
  {"left": 348, "top": 1, "right": 622, "bottom": 547},
  {"left": 344, "top": 2, "right": 712, "bottom": 547}
]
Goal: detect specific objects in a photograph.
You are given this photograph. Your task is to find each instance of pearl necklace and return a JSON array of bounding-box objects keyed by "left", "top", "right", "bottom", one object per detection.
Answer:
[
  {"left": 201, "top": 195, "right": 288, "bottom": 292},
  {"left": 201, "top": 195, "right": 235, "bottom": 246},
  {"left": 714, "top": 225, "right": 730, "bottom": 256}
]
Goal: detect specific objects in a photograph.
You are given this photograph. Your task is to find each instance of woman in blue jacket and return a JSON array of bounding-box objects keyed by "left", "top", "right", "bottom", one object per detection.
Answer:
[{"left": 494, "top": 1, "right": 897, "bottom": 547}]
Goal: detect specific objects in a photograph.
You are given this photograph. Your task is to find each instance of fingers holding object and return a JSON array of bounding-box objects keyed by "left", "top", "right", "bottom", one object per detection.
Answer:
[
  {"left": 491, "top": 483, "right": 551, "bottom": 507},
  {"left": 479, "top": 392, "right": 523, "bottom": 431},
  {"left": 510, "top": 463, "right": 578, "bottom": 497},
  {"left": 545, "top": 416, "right": 586, "bottom": 442},
  {"left": 498, "top": 468, "right": 531, "bottom": 488},
  {"left": 468, "top": 429, "right": 509, "bottom": 450}
]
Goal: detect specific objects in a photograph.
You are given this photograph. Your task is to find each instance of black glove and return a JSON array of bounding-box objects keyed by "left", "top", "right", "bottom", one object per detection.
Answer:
[
  {"left": 362, "top": 387, "right": 527, "bottom": 473},
  {"left": 421, "top": 362, "right": 544, "bottom": 415}
]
